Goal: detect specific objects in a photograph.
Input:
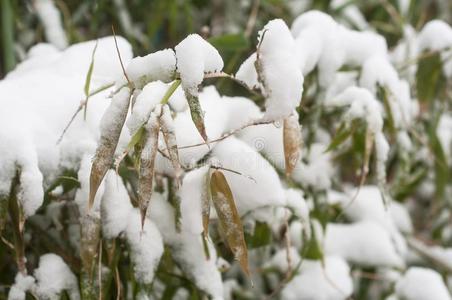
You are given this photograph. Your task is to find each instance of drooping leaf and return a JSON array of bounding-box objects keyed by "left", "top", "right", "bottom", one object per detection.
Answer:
[
  {"left": 210, "top": 170, "right": 249, "bottom": 276},
  {"left": 325, "top": 122, "right": 354, "bottom": 153},
  {"left": 283, "top": 113, "right": 302, "bottom": 176},
  {"left": 160, "top": 104, "right": 183, "bottom": 186},
  {"left": 416, "top": 52, "right": 444, "bottom": 103},
  {"left": 303, "top": 223, "right": 323, "bottom": 260},
  {"left": 185, "top": 91, "right": 208, "bottom": 143},
  {"left": 378, "top": 84, "right": 396, "bottom": 135},
  {"left": 83, "top": 41, "right": 99, "bottom": 120},
  {"left": 359, "top": 127, "right": 374, "bottom": 188},
  {"left": 168, "top": 178, "right": 182, "bottom": 232},
  {"left": 89, "top": 87, "right": 131, "bottom": 209},
  {"left": 138, "top": 109, "right": 160, "bottom": 228}
]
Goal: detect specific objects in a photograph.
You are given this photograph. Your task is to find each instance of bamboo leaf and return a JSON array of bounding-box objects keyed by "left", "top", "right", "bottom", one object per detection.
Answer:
[
  {"left": 208, "top": 33, "right": 250, "bottom": 51},
  {"left": 89, "top": 87, "right": 131, "bottom": 210},
  {"left": 160, "top": 104, "right": 183, "bottom": 186},
  {"left": 83, "top": 41, "right": 99, "bottom": 120},
  {"left": 283, "top": 113, "right": 302, "bottom": 176},
  {"left": 416, "top": 52, "right": 443, "bottom": 102},
  {"left": 325, "top": 122, "right": 353, "bottom": 153},
  {"left": 137, "top": 110, "right": 160, "bottom": 228},
  {"left": 210, "top": 170, "right": 249, "bottom": 276},
  {"left": 359, "top": 126, "right": 374, "bottom": 188},
  {"left": 201, "top": 168, "right": 211, "bottom": 237},
  {"left": 168, "top": 178, "right": 182, "bottom": 232},
  {"left": 185, "top": 91, "right": 208, "bottom": 143}
]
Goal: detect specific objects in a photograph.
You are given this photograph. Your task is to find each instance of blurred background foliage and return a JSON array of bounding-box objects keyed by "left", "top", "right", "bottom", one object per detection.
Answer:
[
  {"left": 0, "top": 0, "right": 452, "bottom": 299},
  {"left": 1, "top": 0, "right": 451, "bottom": 80}
]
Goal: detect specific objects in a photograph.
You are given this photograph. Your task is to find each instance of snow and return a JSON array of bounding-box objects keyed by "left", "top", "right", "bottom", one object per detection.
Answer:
[
  {"left": 179, "top": 166, "right": 210, "bottom": 235},
  {"left": 122, "top": 49, "right": 176, "bottom": 88},
  {"left": 291, "top": 11, "right": 388, "bottom": 87},
  {"left": 437, "top": 114, "right": 452, "bottom": 161},
  {"left": 324, "top": 221, "right": 404, "bottom": 268},
  {"left": 75, "top": 154, "right": 105, "bottom": 214},
  {"left": 281, "top": 256, "right": 353, "bottom": 300},
  {"left": 147, "top": 193, "right": 224, "bottom": 298},
  {"left": 211, "top": 137, "right": 285, "bottom": 215},
  {"left": 292, "top": 143, "right": 334, "bottom": 190},
  {"left": 8, "top": 273, "right": 35, "bottom": 300},
  {"left": 257, "top": 19, "right": 304, "bottom": 119},
  {"left": 34, "top": 254, "right": 80, "bottom": 300},
  {"left": 155, "top": 86, "right": 228, "bottom": 173},
  {"left": 34, "top": 0, "right": 68, "bottom": 49},
  {"left": 175, "top": 34, "right": 223, "bottom": 94},
  {"left": 101, "top": 170, "right": 133, "bottom": 239},
  {"left": 125, "top": 209, "right": 164, "bottom": 284},
  {"left": 395, "top": 267, "right": 452, "bottom": 300},
  {"left": 266, "top": 247, "right": 301, "bottom": 272},
  {"left": 417, "top": 20, "right": 452, "bottom": 52},
  {"left": 0, "top": 37, "right": 132, "bottom": 219}
]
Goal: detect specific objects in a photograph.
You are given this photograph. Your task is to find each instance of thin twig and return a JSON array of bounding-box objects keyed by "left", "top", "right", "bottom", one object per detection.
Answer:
[
  {"left": 177, "top": 118, "right": 275, "bottom": 150},
  {"left": 56, "top": 83, "right": 114, "bottom": 144},
  {"left": 112, "top": 25, "right": 132, "bottom": 87},
  {"left": 244, "top": 0, "right": 260, "bottom": 38}
]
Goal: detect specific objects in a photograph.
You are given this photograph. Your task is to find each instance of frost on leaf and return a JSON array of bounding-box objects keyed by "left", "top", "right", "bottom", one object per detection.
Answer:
[
  {"left": 283, "top": 112, "right": 302, "bottom": 176},
  {"left": 185, "top": 91, "right": 208, "bottom": 142},
  {"left": 210, "top": 170, "right": 250, "bottom": 276},
  {"left": 89, "top": 87, "right": 131, "bottom": 209},
  {"left": 138, "top": 108, "right": 160, "bottom": 228},
  {"left": 160, "top": 104, "right": 183, "bottom": 185}
]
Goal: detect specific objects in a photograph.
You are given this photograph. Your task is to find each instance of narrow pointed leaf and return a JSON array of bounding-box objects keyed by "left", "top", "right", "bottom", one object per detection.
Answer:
[
  {"left": 89, "top": 87, "right": 131, "bottom": 209},
  {"left": 185, "top": 91, "right": 208, "bottom": 143},
  {"left": 201, "top": 168, "right": 211, "bottom": 237},
  {"left": 325, "top": 122, "right": 353, "bottom": 153},
  {"left": 210, "top": 170, "right": 249, "bottom": 276},
  {"left": 359, "top": 127, "right": 374, "bottom": 187},
  {"left": 83, "top": 41, "right": 99, "bottom": 119},
  {"left": 168, "top": 178, "right": 182, "bottom": 232},
  {"left": 160, "top": 104, "right": 183, "bottom": 186},
  {"left": 283, "top": 113, "right": 302, "bottom": 176},
  {"left": 138, "top": 110, "right": 160, "bottom": 228}
]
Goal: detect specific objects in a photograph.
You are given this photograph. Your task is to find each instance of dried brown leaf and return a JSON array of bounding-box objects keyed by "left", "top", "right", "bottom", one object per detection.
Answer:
[
  {"left": 89, "top": 87, "right": 131, "bottom": 210},
  {"left": 210, "top": 170, "right": 250, "bottom": 276},
  {"left": 201, "top": 168, "right": 211, "bottom": 237},
  {"left": 283, "top": 113, "right": 302, "bottom": 176},
  {"left": 160, "top": 105, "right": 183, "bottom": 186},
  {"left": 138, "top": 110, "right": 160, "bottom": 228},
  {"left": 185, "top": 91, "right": 208, "bottom": 143}
]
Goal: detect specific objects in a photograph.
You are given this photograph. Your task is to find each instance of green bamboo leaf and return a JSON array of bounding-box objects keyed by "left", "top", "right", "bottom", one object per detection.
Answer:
[
  {"left": 360, "top": 127, "right": 374, "bottom": 187},
  {"left": 83, "top": 41, "right": 98, "bottom": 119},
  {"left": 208, "top": 33, "right": 250, "bottom": 52},
  {"left": 247, "top": 221, "right": 272, "bottom": 249},
  {"left": 325, "top": 122, "right": 353, "bottom": 153},
  {"left": 378, "top": 84, "right": 396, "bottom": 134},
  {"left": 210, "top": 170, "right": 249, "bottom": 276},
  {"left": 416, "top": 52, "right": 444, "bottom": 102}
]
